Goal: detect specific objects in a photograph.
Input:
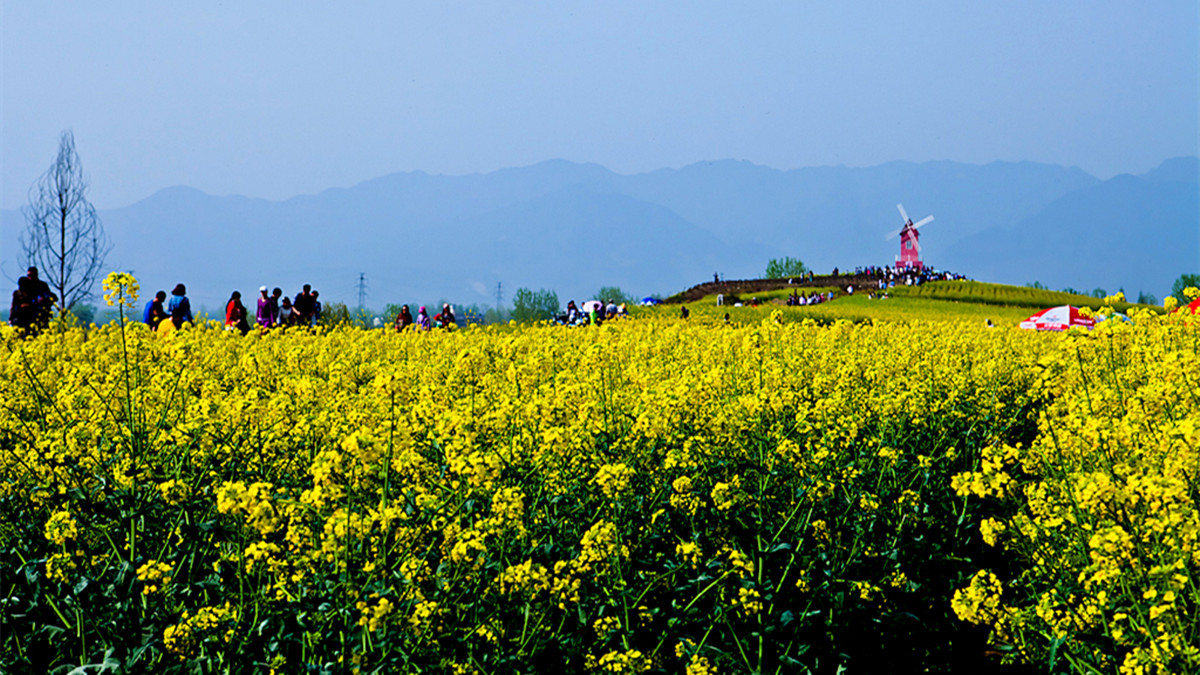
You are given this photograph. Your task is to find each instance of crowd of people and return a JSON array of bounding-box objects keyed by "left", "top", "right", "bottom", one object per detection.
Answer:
[
  {"left": 393, "top": 303, "right": 457, "bottom": 331},
  {"left": 785, "top": 290, "right": 833, "bottom": 306},
  {"left": 556, "top": 299, "right": 630, "bottom": 326},
  {"left": 857, "top": 268, "right": 968, "bottom": 298},
  {"left": 11, "top": 263, "right": 974, "bottom": 337},
  {"left": 251, "top": 285, "right": 322, "bottom": 331},
  {"left": 852, "top": 265, "right": 968, "bottom": 288},
  {"left": 137, "top": 283, "right": 322, "bottom": 335},
  {"left": 9, "top": 273, "right": 631, "bottom": 336}
]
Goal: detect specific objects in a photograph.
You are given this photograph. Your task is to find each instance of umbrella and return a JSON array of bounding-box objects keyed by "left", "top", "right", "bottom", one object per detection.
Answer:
[
  {"left": 640, "top": 297, "right": 662, "bottom": 306},
  {"left": 1019, "top": 305, "right": 1095, "bottom": 331},
  {"left": 581, "top": 300, "right": 603, "bottom": 313}
]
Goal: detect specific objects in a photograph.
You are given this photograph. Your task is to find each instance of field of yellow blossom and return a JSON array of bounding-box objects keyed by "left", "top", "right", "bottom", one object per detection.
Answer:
[{"left": 1, "top": 276, "right": 1196, "bottom": 674}]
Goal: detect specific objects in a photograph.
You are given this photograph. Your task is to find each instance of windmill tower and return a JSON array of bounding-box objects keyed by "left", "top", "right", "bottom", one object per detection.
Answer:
[{"left": 886, "top": 203, "right": 934, "bottom": 271}]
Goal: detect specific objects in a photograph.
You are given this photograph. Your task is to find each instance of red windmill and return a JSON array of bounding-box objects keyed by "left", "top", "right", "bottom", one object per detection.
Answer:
[{"left": 886, "top": 203, "right": 934, "bottom": 271}]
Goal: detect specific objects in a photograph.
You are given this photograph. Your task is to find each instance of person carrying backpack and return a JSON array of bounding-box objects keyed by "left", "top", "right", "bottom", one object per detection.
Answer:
[{"left": 167, "top": 284, "right": 193, "bottom": 329}]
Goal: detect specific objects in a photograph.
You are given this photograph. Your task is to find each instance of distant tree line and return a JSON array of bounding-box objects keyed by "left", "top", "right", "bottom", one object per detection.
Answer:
[
  {"left": 1026, "top": 274, "right": 1200, "bottom": 306},
  {"left": 509, "top": 285, "right": 638, "bottom": 322}
]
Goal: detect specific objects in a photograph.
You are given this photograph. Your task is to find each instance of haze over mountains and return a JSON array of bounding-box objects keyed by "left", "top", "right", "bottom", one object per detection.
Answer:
[{"left": 2, "top": 157, "right": 1197, "bottom": 312}]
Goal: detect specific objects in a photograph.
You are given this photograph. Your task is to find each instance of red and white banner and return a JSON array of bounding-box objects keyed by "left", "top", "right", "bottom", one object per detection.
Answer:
[{"left": 1019, "top": 305, "right": 1095, "bottom": 331}]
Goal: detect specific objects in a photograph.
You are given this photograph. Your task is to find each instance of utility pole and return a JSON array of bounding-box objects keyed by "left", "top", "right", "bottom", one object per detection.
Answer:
[
  {"left": 356, "top": 273, "right": 368, "bottom": 309},
  {"left": 495, "top": 282, "right": 503, "bottom": 311}
]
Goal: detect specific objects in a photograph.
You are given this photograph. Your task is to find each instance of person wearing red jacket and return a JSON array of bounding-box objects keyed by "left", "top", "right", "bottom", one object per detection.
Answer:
[{"left": 225, "top": 290, "right": 250, "bottom": 335}]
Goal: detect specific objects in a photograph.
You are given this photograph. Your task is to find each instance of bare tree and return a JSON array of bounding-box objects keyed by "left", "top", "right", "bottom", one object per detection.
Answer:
[{"left": 20, "top": 130, "right": 111, "bottom": 314}]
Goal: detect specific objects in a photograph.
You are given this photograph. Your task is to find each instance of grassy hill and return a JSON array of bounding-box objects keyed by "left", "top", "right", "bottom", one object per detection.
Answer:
[
  {"left": 645, "top": 280, "right": 1156, "bottom": 326},
  {"left": 887, "top": 280, "right": 1145, "bottom": 311}
]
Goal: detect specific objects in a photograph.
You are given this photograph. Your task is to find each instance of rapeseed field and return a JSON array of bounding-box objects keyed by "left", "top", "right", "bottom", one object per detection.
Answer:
[{"left": 2, "top": 275, "right": 1196, "bottom": 674}]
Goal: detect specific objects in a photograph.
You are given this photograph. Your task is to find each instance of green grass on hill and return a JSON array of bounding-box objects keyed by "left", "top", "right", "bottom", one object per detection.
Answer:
[
  {"left": 790, "top": 294, "right": 1036, "bottom": 324},
  {"left": 636, "top": 280, "right": 1163, "bottom": 326},
  {"left": 638, "top": 293, "right": 1035, "bottom": 326},
  {"left": 889, "top": 280, "right": 1155, "bottom": 313}
]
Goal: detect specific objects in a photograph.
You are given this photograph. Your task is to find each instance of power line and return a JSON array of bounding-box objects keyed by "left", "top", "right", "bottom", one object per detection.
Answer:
[{"left": 356, "top": 273, "right": 368, "bottom": 309}]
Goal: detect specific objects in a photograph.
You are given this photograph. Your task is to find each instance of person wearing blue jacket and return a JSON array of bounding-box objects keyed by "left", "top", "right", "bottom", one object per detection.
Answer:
[
  {"left": 167, "top": 284, "right": 193, "bottom": 329},
  {"left": 143, "top": 290, "right": 168, "bottom": 329}
]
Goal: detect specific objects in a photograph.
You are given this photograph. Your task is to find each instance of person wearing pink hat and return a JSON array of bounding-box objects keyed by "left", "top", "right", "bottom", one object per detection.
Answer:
[{"left": 416, "top": 305, "right": 431, "bottom": 331}]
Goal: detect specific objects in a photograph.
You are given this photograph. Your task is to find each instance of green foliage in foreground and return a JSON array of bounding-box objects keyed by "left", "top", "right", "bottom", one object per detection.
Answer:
[{"left": 1, "top": 319, "right": 1050, "bottom": 674}]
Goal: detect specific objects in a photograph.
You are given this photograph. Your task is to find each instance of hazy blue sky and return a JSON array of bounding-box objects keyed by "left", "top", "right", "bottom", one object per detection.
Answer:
[{"left": 3, "top": 1, "right": 1197, "bottom": 209}]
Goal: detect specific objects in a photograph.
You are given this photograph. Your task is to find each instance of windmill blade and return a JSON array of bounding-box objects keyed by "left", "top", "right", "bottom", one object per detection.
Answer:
[
  {"left": 913, "top": 215, "right": 934, "bottom": 229},
  {"left": 884, "top": 227, "right": 904, "bottom": 240},
  {"left": 913, "top": 237, "right": 921, "bottom": 254},
  {"left": 896, "top": 203, "right": 910, "bottom": 224}
]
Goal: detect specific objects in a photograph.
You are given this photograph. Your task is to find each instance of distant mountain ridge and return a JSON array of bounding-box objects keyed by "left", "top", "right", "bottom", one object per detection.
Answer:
[
  {"left": 1, "top": 157, "right": 1196, "bottom": 311},
  {"left": 946, "top": 163, "right": 1199, "bottom": 295}
]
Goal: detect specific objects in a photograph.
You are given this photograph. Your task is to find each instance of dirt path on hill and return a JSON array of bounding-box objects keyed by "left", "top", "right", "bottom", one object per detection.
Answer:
[{"left": 667, "top": 273, "right": 881, "bottom": 303}]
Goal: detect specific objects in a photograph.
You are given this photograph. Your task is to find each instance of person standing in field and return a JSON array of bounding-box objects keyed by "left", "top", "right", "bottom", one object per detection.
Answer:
[
  {"left": 21, "top": 267, "right": 56, "bottom": 332},
  {"left": 167, "top": 284, "right": 193, "bottom": 329},
  {"left": 225, "top": 290, "right": 250, "bottom": 335},
  {"left": 311, "top": 290, "right": 322, "bottom": 326},
  {"left": 256, "top": 286, "right": 276, "bottom": 328},
  {"left": 143, "top": 290, "right": 168, "bottom": 330},
  {"left": 293, "top": 284, "right": 316, "bottom": 325},
  {"left": 416, "top": 306, "right": 431, "bottom": 331},
  {"left": 394, "top": 304, "right": 413, "bottom": 331},
  {"left": 268, "top": 285, "right": 282, "bottom": 324},
  {"left": 279, "top": 296, "right": 294, "bottom": 326},
  {"left": 436, "top": 303, "right": 456, "bottom": 329},
  {"left": 9, "top": 277, "right": 34, "bottom": 333}
]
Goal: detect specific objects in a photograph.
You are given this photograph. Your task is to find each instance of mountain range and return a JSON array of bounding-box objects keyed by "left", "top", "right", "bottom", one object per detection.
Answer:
[{"left": 2, "top": 157, "right": 1196, "bottom": 312}]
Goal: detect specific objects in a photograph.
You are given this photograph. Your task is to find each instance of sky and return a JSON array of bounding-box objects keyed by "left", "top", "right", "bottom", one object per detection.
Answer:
[{"left": 2, "top": 1, "right": 1198, "bottom": 210}]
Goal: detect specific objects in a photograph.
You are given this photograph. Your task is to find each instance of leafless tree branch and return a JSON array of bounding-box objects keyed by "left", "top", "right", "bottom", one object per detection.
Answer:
[{"left": 19, "top": 130, "right": 111, "bottom": 313}]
